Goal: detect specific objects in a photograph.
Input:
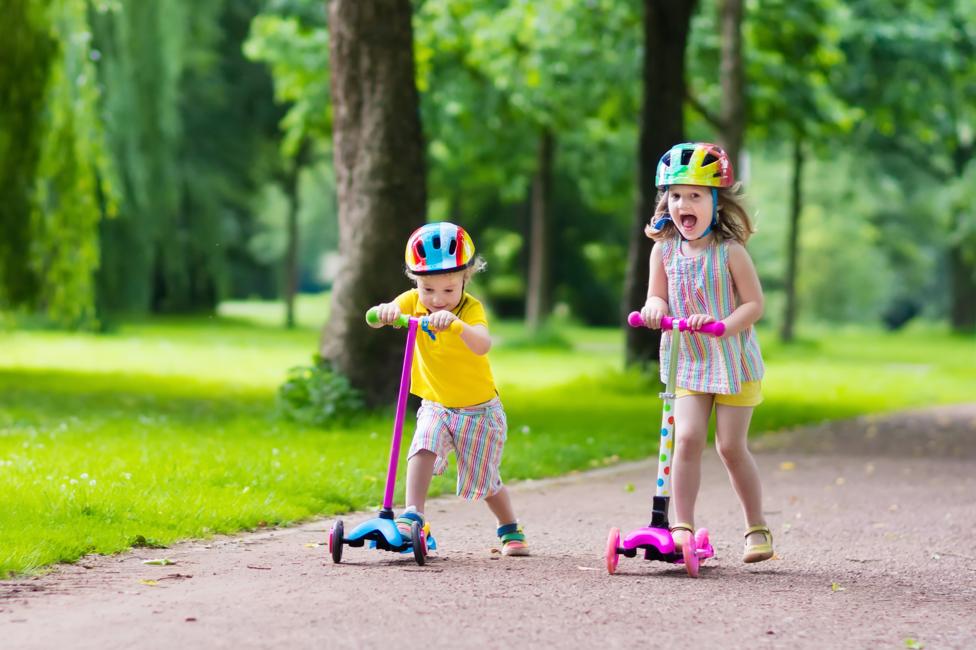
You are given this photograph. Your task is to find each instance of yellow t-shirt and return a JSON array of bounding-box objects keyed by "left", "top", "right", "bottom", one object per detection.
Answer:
[{"left": 395, "top": 289, "right": 498, "bottom": 408}]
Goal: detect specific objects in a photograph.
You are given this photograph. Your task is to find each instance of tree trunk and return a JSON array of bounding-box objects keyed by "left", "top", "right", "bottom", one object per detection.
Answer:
[
  {"left": 525, "top": 129, "right": 554, "bottom": 333},
  {"left": 321, "top": 0, "right": 427, "bottom": 407},
  {"left": 948, "top": 244, "right": 976, "bottom": 332},
  {"left": 283, "top": 140, "right": 309, "bottom": 330},
  {"left": 718, "top": 0, "right": 745, "bottom": 174},
  {"left": 780, "top": 134, "right": 804, "bottom": 343},
  {"left": 624, "top": 0, "right": 697, "bottom": 366}
]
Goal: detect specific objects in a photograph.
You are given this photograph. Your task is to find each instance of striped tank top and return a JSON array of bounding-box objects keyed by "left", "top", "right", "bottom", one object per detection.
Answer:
[{"left": 659, "top": 235, "right": 764, "bottom": 394}]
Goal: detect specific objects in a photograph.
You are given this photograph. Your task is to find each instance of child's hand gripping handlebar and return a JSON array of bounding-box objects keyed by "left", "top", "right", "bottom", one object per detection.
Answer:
[
  {"left": 627, "top": 311, "right": 726, "bottom": 337},
  {"left": 366, "top": 306, "right": 464, "bottom": 340}
]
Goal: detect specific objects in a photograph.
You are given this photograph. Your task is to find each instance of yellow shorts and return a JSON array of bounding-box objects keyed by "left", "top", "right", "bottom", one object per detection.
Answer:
[{"left": 676, "top": 380, "right": 763, "bottom": 407}]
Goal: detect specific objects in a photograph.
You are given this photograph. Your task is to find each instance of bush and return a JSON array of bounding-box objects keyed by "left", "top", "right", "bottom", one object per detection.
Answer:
[{"left": 277, "top": 356, "right": 364, "bottom": 426}]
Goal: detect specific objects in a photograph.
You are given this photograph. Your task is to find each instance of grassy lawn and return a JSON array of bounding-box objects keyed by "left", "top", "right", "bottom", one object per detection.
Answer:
[{"left": 1, "top": 299, "right": 973, "bottom": 577}]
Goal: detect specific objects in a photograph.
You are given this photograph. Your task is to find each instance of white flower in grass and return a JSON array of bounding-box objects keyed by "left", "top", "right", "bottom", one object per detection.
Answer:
[
  {"left": 80, "top": 473, "right": 89, "bottom": 480},
  {"left": 242, "top": 485, "right": 250, "bottom": 494},
  {"left": 89, "top": 480, "right": 97, "bottom": 486},
  {"left": 123, "top": 473, "right": 132, "bottom": 480},
  {"left": 69, "top": 478, "right": 78, "bottom": 485}
]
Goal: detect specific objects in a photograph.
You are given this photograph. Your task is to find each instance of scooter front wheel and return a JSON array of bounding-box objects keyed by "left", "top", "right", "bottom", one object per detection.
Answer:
[
  {"left": 411, "top": 522, "right": 427, "bottom": 566},
  {"left": 605, "top": 528, "right": 621, "bottom": 575},
  {"left": 329, "top": 519, "right": 344, "bottom": 564}
]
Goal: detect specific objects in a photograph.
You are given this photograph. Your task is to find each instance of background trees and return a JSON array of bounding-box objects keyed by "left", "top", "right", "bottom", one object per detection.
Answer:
[{"left": 1, "top": 0, "right": 972, "bottom": 398}]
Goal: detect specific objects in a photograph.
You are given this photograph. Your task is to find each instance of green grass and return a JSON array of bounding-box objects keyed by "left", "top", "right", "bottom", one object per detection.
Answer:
[{"left": 1, "top": 300, "right": 973, "bottom": 577}]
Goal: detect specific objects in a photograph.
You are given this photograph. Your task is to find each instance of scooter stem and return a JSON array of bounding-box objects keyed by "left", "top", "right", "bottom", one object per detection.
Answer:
[{"left": 381, "top": 318, "right": 419, "bottom": 513}]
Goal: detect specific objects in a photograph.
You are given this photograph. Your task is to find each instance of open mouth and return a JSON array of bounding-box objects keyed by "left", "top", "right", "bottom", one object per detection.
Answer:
[{"left": 680, "top": 214, "right": 698, "bottom": 230}]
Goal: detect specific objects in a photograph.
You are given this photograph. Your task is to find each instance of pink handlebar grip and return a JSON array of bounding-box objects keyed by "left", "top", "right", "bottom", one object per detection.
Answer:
[{"left": 627, "top": 311, "right": 725, "bottom": 337}]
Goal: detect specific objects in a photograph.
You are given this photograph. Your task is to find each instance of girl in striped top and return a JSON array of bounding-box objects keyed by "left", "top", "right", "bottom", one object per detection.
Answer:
[{"left": 638, "top": 142, "right": 773, "bottom": 564}]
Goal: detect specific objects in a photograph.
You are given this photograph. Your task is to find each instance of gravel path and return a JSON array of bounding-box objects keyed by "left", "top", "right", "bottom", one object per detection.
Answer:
[{"left": 3, "top": 404, "right": 975, "bottom": 649}]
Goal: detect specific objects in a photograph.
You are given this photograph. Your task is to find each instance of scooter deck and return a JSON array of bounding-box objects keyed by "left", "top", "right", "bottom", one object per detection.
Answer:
[
  {"left": 344, "top": 516, "right": 438, "bottom": 553},
  {"left": 617, "top": 525, "right": 714, "bottom": 564}
]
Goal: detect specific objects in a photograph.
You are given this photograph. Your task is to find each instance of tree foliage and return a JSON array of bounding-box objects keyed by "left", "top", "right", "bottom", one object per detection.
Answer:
[{"left": 1, "top": 0, "right": 115, "bottom": 327}]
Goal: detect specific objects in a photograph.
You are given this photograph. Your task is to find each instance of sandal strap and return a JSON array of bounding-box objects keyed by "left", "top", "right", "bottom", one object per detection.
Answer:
[
  {"left": 396, "top": 511, "right": 424, "bottom": 527},
  {"left": 744, "top": 524, "right": 772, "bottom": 541},
  {"left": 670, "top": 522, "right": 695, "bottom": 534},
  {"left": 497, "top": 523, "right": 525, "bottom": 543}
]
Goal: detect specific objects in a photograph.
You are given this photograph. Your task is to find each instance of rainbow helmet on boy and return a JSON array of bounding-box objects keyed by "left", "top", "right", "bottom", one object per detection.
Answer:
[
  {"left": 405, "top": 222, "right": 476, "bottom": 275},
  {"left": 655, "top": 142, "right": 734, "bottom": 189}
]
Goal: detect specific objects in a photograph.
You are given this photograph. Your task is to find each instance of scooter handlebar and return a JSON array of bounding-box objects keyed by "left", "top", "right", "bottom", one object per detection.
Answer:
[
  {"left": 366, "top": 307, "right": 464, "bottom": 334},
  {"left": 627, "top": 311, "right": 725, "bottom": 337}
]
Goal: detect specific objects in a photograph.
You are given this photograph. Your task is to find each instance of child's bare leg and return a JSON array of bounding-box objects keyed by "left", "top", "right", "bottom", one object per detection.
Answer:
[
  {"left": 484, "top": 484, "right": 517, "bottom": 525},
  {"left": 672, "top": 395, "right": 713, "bottom": 546},
  {"left": 404, "top": 450, "right": 436, "bottom": 514},
  {"left": 486, "top": 485, "right": 528, "bottom": 555},
  {"left": 714, "top": 404, "right": 767, "bottom": 543}
]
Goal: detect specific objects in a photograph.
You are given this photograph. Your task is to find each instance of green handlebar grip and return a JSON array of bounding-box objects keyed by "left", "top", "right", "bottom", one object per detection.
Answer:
[{"left": 365, "top": 306, "right": 411, "bottom": 329}]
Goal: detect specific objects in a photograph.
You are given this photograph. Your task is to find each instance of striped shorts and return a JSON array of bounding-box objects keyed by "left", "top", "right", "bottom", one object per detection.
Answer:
[{"left": 408, "top": 397, "right": 508, "bottom": 500}]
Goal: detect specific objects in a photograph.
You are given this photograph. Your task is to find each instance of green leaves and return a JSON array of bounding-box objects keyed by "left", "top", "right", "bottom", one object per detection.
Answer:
[
  {"left": 277, "top": 356, "right": 364, "bottom": 428},
  {"left": 244, "top": 13, "right": 330, "bottom": 155}
]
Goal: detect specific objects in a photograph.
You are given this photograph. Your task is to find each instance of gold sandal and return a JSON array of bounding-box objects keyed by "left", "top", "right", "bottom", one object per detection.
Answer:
[
  {"left": 670, "top": 522, "right": 695, "bottom": 553},
  {"left": 743, "top": 524, "right": 774, "bottom": 563}
]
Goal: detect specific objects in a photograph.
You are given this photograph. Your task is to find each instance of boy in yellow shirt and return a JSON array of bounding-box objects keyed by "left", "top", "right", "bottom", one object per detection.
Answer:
[{"left": 369, "top": 222, "right": 528, "bottom": 556}]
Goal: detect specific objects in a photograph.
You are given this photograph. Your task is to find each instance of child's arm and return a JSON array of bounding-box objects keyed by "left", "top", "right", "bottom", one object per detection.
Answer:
[
  {"left": 722, "top": 242, "right": 764, "bottom": 336},
  {"left": 458, "top": 323, "right": 492, "bottom": 355},
  {"left": 427, "top": 311, "right": 491, "bottom": 355},
  {"left": 640, "top": 243, "right": 670, "bottom": 328}
]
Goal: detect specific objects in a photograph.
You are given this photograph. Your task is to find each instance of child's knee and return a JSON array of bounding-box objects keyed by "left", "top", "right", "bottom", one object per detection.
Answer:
[
  {"left": 714, "top": 437, "right": 748, "bottom": 463},
  {"left": 676, "top": 429, "right": 708, "bottom": 456}
]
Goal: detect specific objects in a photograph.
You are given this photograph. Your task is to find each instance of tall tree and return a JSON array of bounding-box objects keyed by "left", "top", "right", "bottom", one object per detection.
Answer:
[
  {"left": 687, "top": 0, "right": 746, "bottom": 171},
  {"left": 416, "top": 0, "right": 641, "bottom": 331},
  {"left": 624, "top": 1, "right": 698, "bottom": 366},
  {"left": 718, "top": 0, "right": 745, "bottom": 171},
  {"left": 92, "top": 0, "right": 281, "bottom": 315},
  {"left": 1, "top": 0, "right": 115, "bottom": 326},
  {"left": 320, "top": 0, "right": 427, "bottom": 406},
  {"left": 839, "top": 0, "right": 976, "bottom": 332},
  {"left": 0, "top": 0, "right": 55, "bottom": 309},
  {"left": 525, "top": 129, "right": 554, "bottom": 331},
  {"left": 746, "top": 0, "right": 850, "bottom": 341}
]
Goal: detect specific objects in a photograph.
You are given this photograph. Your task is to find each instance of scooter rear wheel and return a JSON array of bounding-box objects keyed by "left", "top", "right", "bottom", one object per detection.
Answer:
[
  {"left": 411, "top": 522, "right": 427, "bottom": 566},
  {"left": 605, "top": 528, "right": 621, "bottom": 575},
  {"left": 695, "top": 528, "right": 711, "bottom": 561},
  {"left": 329, "top": 519, "right": 344, "bottom": 564},
  {"left": 682, "top": 528, "right": 699, "bottom": 578}
]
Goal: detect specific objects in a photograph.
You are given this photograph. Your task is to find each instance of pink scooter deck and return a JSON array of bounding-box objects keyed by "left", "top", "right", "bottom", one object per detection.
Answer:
[{"left": 618, "top": 526, "right": 715, "bottom": 563}]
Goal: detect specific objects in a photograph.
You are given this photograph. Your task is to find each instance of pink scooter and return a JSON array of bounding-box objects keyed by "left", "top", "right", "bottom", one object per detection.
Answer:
[{"left": 605, "top": 312, "right": 724, "bottom": 577}]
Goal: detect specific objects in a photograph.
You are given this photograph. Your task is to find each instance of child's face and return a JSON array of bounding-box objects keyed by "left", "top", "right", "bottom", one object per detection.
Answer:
[
  {"left": 667, "top": 184, "right": 714, "bottom": 240},
  {"left": 416, "top": 272, "right": 465, "bottom": 313}
]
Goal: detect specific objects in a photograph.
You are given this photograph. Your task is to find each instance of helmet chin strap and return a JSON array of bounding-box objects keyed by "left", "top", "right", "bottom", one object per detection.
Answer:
[{"left": 652, "top": 188, "right": 719, "bottom": 240}]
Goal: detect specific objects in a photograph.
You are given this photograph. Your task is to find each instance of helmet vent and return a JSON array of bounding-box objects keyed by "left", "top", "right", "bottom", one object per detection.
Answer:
[
  {"left": 432, "top": 235, "right": 441, "bottom": 249},
  {"left": 703, "top": 153, "right": 718, "bottom": 166},
  {"left": 415, "top": 242, "right": 426, "bottom": 259},
  {"left": 680, "top": 149, "right": 693, "bottom": 165},
  {"left": 448, "top": 239, "right": 457, "bottom": 255},
  {"left": 661, "top": 153, "right": 672, "bottom": 167}
]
